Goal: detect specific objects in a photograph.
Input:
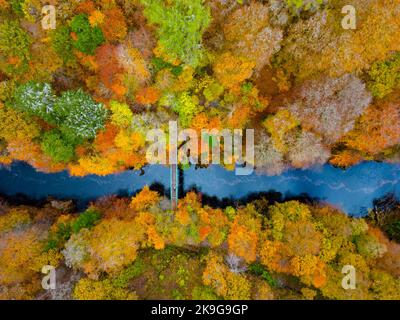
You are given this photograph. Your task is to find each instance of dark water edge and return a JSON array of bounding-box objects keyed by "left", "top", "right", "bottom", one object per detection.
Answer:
[{"left": 0, "top": 161, "right": 399, "bottom": 216}]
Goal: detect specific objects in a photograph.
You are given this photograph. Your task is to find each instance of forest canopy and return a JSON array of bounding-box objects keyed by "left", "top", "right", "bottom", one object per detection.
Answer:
[{"left": 0, "top": 0, "right": 398, "bottom": 174}]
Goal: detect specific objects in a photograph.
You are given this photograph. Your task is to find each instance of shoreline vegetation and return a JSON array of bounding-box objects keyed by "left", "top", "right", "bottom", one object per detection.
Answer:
[
  {"left": 1, "top": 187, "right": 400, "bottom": 300},
  {"left": 1, "top": 0, "right": 400, "bottom": 301}
]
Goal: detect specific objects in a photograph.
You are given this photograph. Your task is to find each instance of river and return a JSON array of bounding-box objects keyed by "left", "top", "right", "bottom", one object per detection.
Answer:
[{"left": 0, "top": 161, "right": 399, "bottom": 216}]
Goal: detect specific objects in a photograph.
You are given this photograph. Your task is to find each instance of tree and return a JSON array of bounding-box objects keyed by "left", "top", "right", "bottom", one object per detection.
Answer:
[
  {"left": 227, "top": 208, "right": 261, "bottom": 263},
  {"left": 41, "top": 130, "right": 76, "bottom": 163},
  {"left": 224, "top": 272, "right": 251, "bottom": 300},
  {"left": 367, "top": 53, "right": 400, "bottom": 99},
  {"left": 329, "top": 150, "right": 363, "bottom": 168},
  {"left": 141, "top": 0, "right": 211, "bottom": 67},
  {"left": 286, "top": 74, "right": 372, "bottom": 144},
  {"left": 54, "top": 89, "right": 108, "bottom": 141},
  {"left": 202, "top": 253, "right": 228, "bottom": 297},
  {"left": 73, "top": 278, "right": 137, "bottom": 300},
  {"left": 109, "top": 100, "right": 133, "bottom": 128},
  {"left": 70, "top": 14, "right": 105, "bottom": 55},
  {"left": 285, "top": 0, "right": 325, "bottom": 14},
  {"left": 0, "top": 20, "right": 31, "bottom": 75},
  {"left": 213, "top": 52, "right": 255, "bottom": 90},
  {"left": 268, "top": 201, "right": 312, "bottom": 241},
  {"left": 130, "top": 186, "right": 160, "bottom": 212},
  {"left": 263, "top": 109, "right": 299, "bottom": 153},
  {"left": 95, "top": 44, "right": 125, "bottom": 96},
  {"left": 369, "top": 270, "right": 400, "bottom": 300},
  {"left": 116, "top": 43, "right": 151, "bottom": 90},
  {"left": 276, "top": 1, "right": 400, "bottom": 80},
  {"left": 172, "top": 92, "right": 201, "bottom": 128},
  {"left": 101, "top": 8, "right": 128, "bottom": 42},
  {"left": 254, "top": 133, "right": 286, "bottom": 176},
  {"left": 13, "top": 82, "right": 57, "bottom": 123},
  {"left": 343, "top": 95, "right": 400, "bottom": 156},
  {"left": 0, "top": 104, "right": 40, "bottom": 143},
  {"left": 136, "top": 87, "right": 161, "bottom": 105},
  {"left": 223, "top": 2, "right": 283, "bottom": 72},
  {"left": 51, "top": 25, "right": 76, "bottom": 65},
  {"left": 0, "top": 208, "right": 31, "bottom": 233},
  {"left": 114, "top": 130, "right": 145, "bottom": 153},
  {"left": 286, "top": 130, "right": 330, "bottom": 169},
  {"left": 84, "top": 218, "right": 145, "bottom": 277},
  {"left": 0, "top": 227, "right": 43, "bottom": 285}
]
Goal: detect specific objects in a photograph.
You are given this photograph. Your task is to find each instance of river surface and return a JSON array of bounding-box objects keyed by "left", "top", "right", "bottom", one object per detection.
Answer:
[{"left": 0, "top": 161, "right": 399, "bottom": 216}]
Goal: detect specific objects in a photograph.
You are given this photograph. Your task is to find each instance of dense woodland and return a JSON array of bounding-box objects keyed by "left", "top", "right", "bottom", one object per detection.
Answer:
[{"left": 1, "top": 0, "right": 400, "bottom": 300}]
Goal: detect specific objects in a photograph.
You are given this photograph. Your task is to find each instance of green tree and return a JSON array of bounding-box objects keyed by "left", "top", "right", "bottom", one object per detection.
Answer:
[
  {"left": 141, "top": 0, "right": 211, "bottom": 67},
  {"left": 285, "top": 0, "right": 325, "bottom": 14},
  {"left": 8, "top": 0, "right": 25, "bottom": 15},
  {"left": 70, "top": 14, "right": 105, "bottom": 55},
  {"left": 13, "top": 82, "right": 57, "bottom": 123},
  {"left": 51, "top": 25, "right": 76, "bottom": 64},
  {"left": 41, "top": 130, "right": 75, "bottom": 163},
  {"left": 54, "top": 89, "right": 108, "bottom": 141},
  {"left": 368, "top": 53, "right": 400, "bottom": 98}
]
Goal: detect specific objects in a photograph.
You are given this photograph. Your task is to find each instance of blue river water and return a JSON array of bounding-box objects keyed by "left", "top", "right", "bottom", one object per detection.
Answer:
[{"left": 0, "top": 161, "right": 399, "bottom": 216}]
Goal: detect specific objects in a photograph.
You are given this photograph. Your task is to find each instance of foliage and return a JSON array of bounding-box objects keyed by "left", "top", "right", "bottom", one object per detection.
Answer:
[
  {"left": 0, "top": 208, "right": 31, "bottom": 233},
  {"left": 343, "top": 95, "right": 400, "bottom": 156},
  {"left": 54, "top": 89, "right": 108, "bottom": 141},
  {"left": 51, "top": 26, "right": 76, "bottom": 64},
  {"left": 191, "top": 286, "right": 219, "bottom": 300},
  {"left": 45, "top": 209, "right": 101, "bottom": 251},
  {"left": 109, "top": 100, "right": 133, "bottom": 128},
  {"left": 368, "top": 53, "right": 400, "bottom": 99},
  {"left": 248, "top": 263, "right": 277, "bottom": 288},
  {"left": 152, "top": 57, "right": 183, "bottom": 76},
  {"left": 136, "top": 87, "right": 161, "bottom": 105},
  {"left": 112, "top": 259, "right": 144, "bottom": 289},
  {"left": 1, "top": 188, "right": 400, "bottom": 300},
  {"left": 70, "top": 14, "right": 105, "bottom": 55},
  {"left": 13, "top": 82, "right": 56, "bottom": 123},
  {"left": 71, "top": 208, "right": 102, "bottom": 234},
  {"left": 8, "top": 0, "right": 24, "bottom": 15},
  {"left": 0, "top": 105, "right": 40, "bottom": 142},
  {"left": 227, "top": 209, "right": 260, "bottom": 263},
  {"left": 285, "top": 0, "right": 325, "bottom": 13},
  {"left": 385, "top": 220, "right": 400, "bottom": 243},
  {"left": 277, "top": 1, "right": 400, "bottom": 80},
  {"left": 287, "top": 74, "right": 372, "bottom": 144},
  {"left": 130, "top": 186, "right": 160, "bottom": 212},
  {"left": 73, "top": 278, "right": 137, "bottom": 300},
  {"left": 84, "top": 218, "right": 143, "bottom": 276},
  {"left": 213, "top": 52, "right": 255, "bottom": 90},
  {"left": 223, "top": 2, "right": 283, "bottom": 72},
  {"left": 172, "top": 92, "right": 201, "bottom": 127},
  {"left": 0, "top": 20, "right": 31, "bottom": 75},
  {"left": 263, "top": 109, "right": 299, "bottom": 153},
  {"left": 101, "top": 8, "right": 128, "bottom": 42}
]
